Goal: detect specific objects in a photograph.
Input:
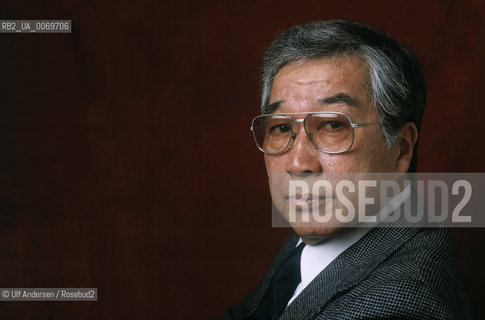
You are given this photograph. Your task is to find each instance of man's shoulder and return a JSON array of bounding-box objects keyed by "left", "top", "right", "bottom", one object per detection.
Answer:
[
  {"left": 373, "top": 227, "right": 457, "bottom": 280},
  {"left": 316, "top": 227, "right": 472, "bottom": 319},
  {"left": 372, "top": 227, "right": 465, "bottom": 292}
]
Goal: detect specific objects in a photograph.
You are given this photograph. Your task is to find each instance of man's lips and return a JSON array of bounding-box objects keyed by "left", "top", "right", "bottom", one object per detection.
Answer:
[
  {"left": 286, "top": 194, "right": 329, "bottom": 200},
  {"left": 286, "top": 194, "right": 330, "bottom": 209}
]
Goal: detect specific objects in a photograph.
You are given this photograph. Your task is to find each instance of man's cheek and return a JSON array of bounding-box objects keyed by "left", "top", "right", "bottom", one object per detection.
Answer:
[{"left": 320, "top": 156, "right": 349, "bottom": 172}]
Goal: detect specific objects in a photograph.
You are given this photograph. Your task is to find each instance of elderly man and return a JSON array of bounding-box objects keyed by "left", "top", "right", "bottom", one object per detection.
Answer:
[{"left": 222, "top": 20, "right": 471, "bottom": 319}]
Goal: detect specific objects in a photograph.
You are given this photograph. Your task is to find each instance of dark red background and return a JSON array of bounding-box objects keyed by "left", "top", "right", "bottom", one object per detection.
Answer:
[{"left": 0, "top": 1, "right": 483, "bottom": 319}]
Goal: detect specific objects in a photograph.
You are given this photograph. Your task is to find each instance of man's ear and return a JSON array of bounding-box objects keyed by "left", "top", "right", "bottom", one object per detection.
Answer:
[{"left": 395, "top": 122, "right": 418, "bottom": 173}]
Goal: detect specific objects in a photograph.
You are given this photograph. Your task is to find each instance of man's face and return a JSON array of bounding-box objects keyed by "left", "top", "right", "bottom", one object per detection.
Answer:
[{"left": 265, "top": 56, "right": 402, "bottom": 243}]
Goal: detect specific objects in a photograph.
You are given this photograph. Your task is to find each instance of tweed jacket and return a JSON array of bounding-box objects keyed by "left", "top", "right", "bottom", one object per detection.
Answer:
[{"left": 222, "top": 224, "right": 472, "bottom": 320}]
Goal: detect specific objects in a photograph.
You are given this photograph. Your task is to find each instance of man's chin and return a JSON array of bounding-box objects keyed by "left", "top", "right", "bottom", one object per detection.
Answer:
[{"left": 292, "top": 226, "right": 345, "bottom": 244}]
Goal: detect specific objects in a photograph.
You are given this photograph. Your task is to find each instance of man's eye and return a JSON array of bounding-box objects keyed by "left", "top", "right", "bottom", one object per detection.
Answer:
[
  {"left": 269, "top": 124, "right": 291, "bottom": 134},
  {"left": 329, "top": 121, "right": 344, "bottom": 129},
  {"left": 319, "top": 121, "right": 344, "bottom": 130}
]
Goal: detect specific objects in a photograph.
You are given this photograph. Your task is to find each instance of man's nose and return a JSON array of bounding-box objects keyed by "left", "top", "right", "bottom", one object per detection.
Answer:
[{"left": 286, "top": 126, "right": 323, "bottom": 175}]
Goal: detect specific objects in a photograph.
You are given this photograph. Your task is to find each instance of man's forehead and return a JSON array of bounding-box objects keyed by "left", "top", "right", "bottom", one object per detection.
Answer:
[
  {"left": 270, "top": 57, "right": 369, "bottom": 99},
  {"left": 267, "top": 56, "right": 371, "bottom": 113}
]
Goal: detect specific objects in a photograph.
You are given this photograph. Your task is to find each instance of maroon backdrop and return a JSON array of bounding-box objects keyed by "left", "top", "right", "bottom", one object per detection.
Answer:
[{"left": 0, "top": 1, "right": 483, "bottom": 319}]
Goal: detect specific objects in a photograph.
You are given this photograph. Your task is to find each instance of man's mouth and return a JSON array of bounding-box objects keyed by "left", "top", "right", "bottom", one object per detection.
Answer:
[{"left": 287, "top": 194, "right": 329, "bottom": 209}]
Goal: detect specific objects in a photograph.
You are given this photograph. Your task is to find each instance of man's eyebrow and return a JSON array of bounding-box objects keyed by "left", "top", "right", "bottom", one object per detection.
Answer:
[
  {"left": 318, "top": 93, "right": 360, "bottom": 107},
  {"left": 264, "top": 101, "right": 283, "bottom": 113},
  {"left": 263, "top": 94, "right": 359, "bottom": 113}
]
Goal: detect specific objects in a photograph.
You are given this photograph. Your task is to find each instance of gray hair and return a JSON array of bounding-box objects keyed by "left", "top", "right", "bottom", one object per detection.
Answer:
[{"left": 261, "top": 20, "right": 426, "bottom": 172}]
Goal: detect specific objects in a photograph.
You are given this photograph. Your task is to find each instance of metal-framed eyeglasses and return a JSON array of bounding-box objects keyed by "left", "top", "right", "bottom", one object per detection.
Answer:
[{"left": 250, "top": 112, "right": 381, "bottom": 154}]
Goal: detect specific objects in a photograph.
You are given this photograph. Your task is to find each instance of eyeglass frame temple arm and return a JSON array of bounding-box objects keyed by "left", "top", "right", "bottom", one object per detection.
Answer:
[{"left": 352, "top": 121, "right": 381, "bottom": 128}]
